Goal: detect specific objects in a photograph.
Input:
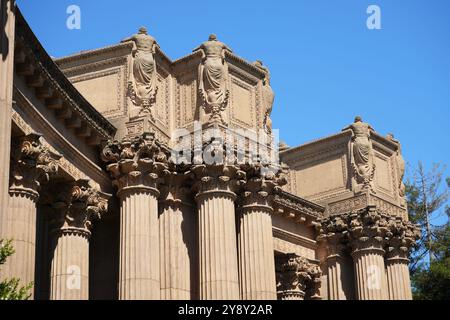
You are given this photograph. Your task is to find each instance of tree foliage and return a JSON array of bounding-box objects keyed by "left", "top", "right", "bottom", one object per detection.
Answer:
[
  {"left": 405, "top": 162, "right": 450, "bottom": 300},
  {"left": 0, "top": 239, "right": 32, "bottom": 300}
]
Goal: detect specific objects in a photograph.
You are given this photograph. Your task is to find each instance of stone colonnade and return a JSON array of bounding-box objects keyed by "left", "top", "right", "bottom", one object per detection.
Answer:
[
  {"left": 0, "top": 134, "right": 109, "bottom": 299},
  {"left": 315, "top": 206, "right": 420, "bottom": 300},
  {"left": 101, "top": 133, "right": 287, "bottom": 300}
]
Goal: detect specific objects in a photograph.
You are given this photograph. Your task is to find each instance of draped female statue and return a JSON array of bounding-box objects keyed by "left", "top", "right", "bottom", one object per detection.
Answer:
[
  {"left": 122, "top": 27, "right": 159, "bottom": 114},
  {"left": 194, "top": 34, "right": 232, "bottom": 124},
  {"left": 344, "top": 116, "right": 376, "bottom": 190}
]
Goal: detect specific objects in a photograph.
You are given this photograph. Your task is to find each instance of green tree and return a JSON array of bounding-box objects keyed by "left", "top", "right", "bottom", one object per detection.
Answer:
[
  {"left": 405, "top": 162, "right": 450, "bottom": 300},
  {"left": 0, "top": 239, "right": 32, "bottom": 300},
  {"left": 406, "top": 162, "right": 449, "bottom": 272}
]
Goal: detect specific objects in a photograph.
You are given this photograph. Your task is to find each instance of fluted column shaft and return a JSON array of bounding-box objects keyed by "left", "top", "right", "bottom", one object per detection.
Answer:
[
  {"left": 48, "top": 180, "right": 108, "bottom": 300},
  {"left": 101, "top": 133, "right": 171, "bottom": 300},
  {"left": 50, "top": 230, "right": 90, "bottom": 300},
  {"left": 119, "top": 187, "right": 160, "bottom": 300},
  {"left": 0, "top": 0, "right": 15, "bottom": 216},
  {"left": 1, "top": 189, "right": 38, "bottom": 293},
  {"left": 386, "top": 255, "right": 412, "bottom": 300},
  {"left": 324, "top": 238, "right": 353, "bottom": 300},
  {"left": 196, "top": 190, "right": 239, "bottom": 299},
  {"left": 351, "top": 244, "right": 389, "bottom": 300},
  {"left": 326, "top": 254, "right": 350, "bottom": 300},
  {"left": 1, "top": 134, "right": 60, "bottom": 297},
  {"left": 159, "top": 199, "right": 196, "bottom": 299},
  {"left": 238, "top": 203, "right": 276, "bottom": 300}
]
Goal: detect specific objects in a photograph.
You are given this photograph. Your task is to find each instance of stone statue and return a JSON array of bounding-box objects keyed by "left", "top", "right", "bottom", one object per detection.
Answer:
[
  {"left": 194, "top": 34, "right": 232, "bottom": 125},
  {"left": 387, "top": 134, "right": 407, "bottom": 207},
  {"left": 122, "top": 27, "right": 159, "bottom": 116},
  {"left": 343, "top": 116, "right": 375, "bottom": 191},
  {"left": 254, "top": 60, "right": 274, "bottom": 134}
]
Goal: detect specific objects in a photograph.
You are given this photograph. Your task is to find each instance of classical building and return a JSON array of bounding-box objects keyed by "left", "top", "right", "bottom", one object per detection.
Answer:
[{"left": 0, "top": 2, "right": 419, "bottom": 300}]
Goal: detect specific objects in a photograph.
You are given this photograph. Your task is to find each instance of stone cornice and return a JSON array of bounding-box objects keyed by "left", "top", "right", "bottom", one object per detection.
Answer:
[
  {"left": 273, "top": 190, "right": 325, "bottom": 221},
  {"left": 54, "top": 42, "right": 134, "bottom": 65},
  {"left": 280, "top": 130, "right": 352, "bottom": 158},
  {"left": 14, "top": 8, "right": 116, "bottom": 141}
]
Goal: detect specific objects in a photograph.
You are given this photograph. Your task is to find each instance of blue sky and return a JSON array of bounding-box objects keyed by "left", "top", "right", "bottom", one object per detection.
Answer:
[{"left": 17, "top": 0, "right": 449, "bottom": 220}]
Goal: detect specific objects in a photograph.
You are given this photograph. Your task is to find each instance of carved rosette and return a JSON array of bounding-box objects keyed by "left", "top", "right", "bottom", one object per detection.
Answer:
[
  {"left": 101, "top": 132, "right": 171, "bottom": 197},
  {"left": 276, "top": 253, "right": 322, "bottom": 300},
  {"left": 51, "top": 180, "right": 109, "bottom": 238},
  {"left": 10, "top": 133, "right": 60, "bottom": 200}
]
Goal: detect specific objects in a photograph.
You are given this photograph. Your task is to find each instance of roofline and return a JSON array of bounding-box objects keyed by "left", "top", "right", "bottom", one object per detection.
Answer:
[{"left": 16, "top": 8, "right": 117, "bottom": 138}]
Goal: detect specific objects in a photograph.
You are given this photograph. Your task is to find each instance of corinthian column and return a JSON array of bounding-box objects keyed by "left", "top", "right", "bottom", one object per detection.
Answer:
[
  {"left": 102, "top": 133, "right": 170, "bottom": 300},
  {"left": 192, "top": 164, "right": 243, "bottom": 300},
  {"left": 238, "top": 165, "right": 286, "bottom": 300},
  {"left": 276, "top": 253, "right": 322, "bottom": 300},
  {"left": 159, "top": 171, "right": 197, "bottom": 300},
  {"left": 316, "top": 215, "right": 354, "bottom": 300},
  {"left": 385, "top": 218, "right": 420, "bottom": 300},
  {"left": 0, "top": 134, "right": 59, "bottom": 295},
  {"left": 348, "top": 206, "right": 389, "bottom": 300},
  {"left": 0, "top": 0, "right": 15, "bottom": 217},
  {"left": 49, "top": 180, "right": 108, "bottom": 300}
]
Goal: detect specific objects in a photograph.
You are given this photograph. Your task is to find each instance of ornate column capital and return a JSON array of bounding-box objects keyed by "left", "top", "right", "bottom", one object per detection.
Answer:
[
  {"left": 276, "top": 253, "right": 322, "bottom": 300},
  {"left": 385, "top": 217, "right": 420, "bottom": 262},
  {"left": 50, "top": 180, "right": 109, "bottom": 238},
  {"left": 10, "top": 133, "right": 61, "bottom": 200},
  {"left": 101, "top": 132, "right": 171, "bottom": 197},
  {"left": 315, "top": 214, "right": 350, "bottom": 258},
  {"left": 347, "top": 206, "right": 391, "bottom": 256},
  {"left": 238, "top": 162, "right": 288, "bottom": 212},
  {"left": 159, "top": 166, "right": 193, "bottom": 208},
  {"left": 191, "top": 163, "right": 245, "bottom": 201}
]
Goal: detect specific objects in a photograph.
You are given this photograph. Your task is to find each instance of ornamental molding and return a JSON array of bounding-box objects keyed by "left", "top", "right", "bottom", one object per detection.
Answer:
[{"left": 12, "top": 91, "right": 109, "bottom": 189}]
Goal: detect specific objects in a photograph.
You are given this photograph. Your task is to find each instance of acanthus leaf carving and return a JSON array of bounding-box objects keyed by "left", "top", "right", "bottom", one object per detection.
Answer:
[
  {"left": 276, "top": 253, "right": 322, "bottom": 300},
  {"left": 10, "top": 133, "right": 61, "bottom": 199}
]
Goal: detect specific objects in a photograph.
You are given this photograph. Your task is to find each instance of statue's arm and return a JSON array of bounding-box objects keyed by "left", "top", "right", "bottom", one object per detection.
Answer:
[
  {"left": 152, "top": 41, "right": 160, "bottom": 54},
  {"left": 121, "top": 35, "right": 135, "bottom": 43},
  {"left": 342, "top": 124, "right": 352, "bottom": 132},
  {"left": 193, "top": 45, "right": 206, "bottom": 60}
]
